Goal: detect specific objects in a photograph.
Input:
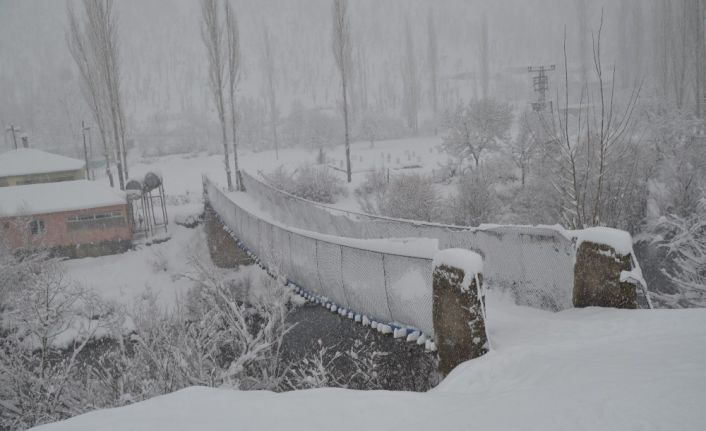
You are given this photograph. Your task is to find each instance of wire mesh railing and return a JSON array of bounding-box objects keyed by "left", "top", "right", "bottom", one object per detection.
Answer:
[
  {"left": 205, "top": 176, "right": 436, "bottom": 336},
  {"left": 241, "top": 171, "right": 576, "bottom": 311}
]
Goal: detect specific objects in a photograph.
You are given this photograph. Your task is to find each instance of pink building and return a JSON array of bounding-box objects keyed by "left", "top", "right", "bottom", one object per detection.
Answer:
[{"left": 0, "top": 180, "right": 132, "bottom": 258}]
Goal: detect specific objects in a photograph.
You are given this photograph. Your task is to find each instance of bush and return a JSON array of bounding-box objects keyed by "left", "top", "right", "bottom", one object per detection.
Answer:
[
  {"left": 266, "top": 164, "right": 347, "bottom": 204},
  {"left": 358, "top": 172, "right": 439, "bottom": 222},
  {"left": 449, "top": 170, "right": 500, "bottom": 227}
]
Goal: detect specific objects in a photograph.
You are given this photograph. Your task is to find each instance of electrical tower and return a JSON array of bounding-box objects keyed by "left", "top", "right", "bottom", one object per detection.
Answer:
[{"left": 527, "top": 65, "right": 556, "bottom": 112}]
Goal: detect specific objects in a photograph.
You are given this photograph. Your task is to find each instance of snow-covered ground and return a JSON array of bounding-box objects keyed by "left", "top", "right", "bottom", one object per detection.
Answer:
[
  {"left": 124, "top": 136, "right": 445, "bottom": 211},
  {"left": 32, "top": 291, "right": 706, "bottom": 430},
  {"left": 63, "top": 223, "right": 203, "bottom": 309}
]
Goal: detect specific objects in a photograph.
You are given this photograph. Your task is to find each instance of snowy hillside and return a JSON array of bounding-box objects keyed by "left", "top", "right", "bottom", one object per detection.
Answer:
[{"left": 32, "top": 292, "right": 706, "bottom": 431}]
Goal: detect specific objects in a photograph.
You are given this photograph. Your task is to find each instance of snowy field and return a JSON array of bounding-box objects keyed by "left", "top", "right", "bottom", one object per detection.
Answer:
[
  {"left": 33, "top": 291, "right": 706, "bottom": 431},
  {"left": 124, "top": 136, "right": 445, "bottom": 209}
]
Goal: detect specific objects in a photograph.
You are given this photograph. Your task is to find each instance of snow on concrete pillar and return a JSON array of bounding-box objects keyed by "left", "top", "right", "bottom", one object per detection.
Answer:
[
  {"left": 573, "top": 228, "right": 642, "bottom": 309},
  {"left": 432, "top": 249, "right": 488, "bottom": 375}
]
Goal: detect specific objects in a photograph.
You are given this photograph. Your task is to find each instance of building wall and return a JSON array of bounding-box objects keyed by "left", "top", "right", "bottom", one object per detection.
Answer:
[
  {"left": 0, "top": 169, "right": 84, "bottom": 187},
  {"left": 0, "top": 204, "right": 132, "bottom": 253}
]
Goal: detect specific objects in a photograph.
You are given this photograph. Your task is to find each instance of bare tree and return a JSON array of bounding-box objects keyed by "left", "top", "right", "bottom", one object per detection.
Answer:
[
  {"left": 66, "top": 2, "right": 114, "bottom": 188},
  {"left": 442, "top": 98, "right": 513, "bottom": 169},
  {"left": 331, "top": 0, "right": 353, "bottom": 183},
  {"left": 84, "top": 0, "right": 127, "bottom": 189},
  {"left": 576, "top": 0, "right": 590, "bottom": 81},
  {"left": 401, "top": 16, "right": 419, "bottom": 134},
  {"left": 511, "top": 111, "right": 543, "bottom": 188},
  {"left": 479, "top": 11, "right": 490, "bottom": 99},
  {"left": 67, "top": 0, "right": 127, "bottom": 189},
  {"left": 655, "top": 197, "right": 706, "bottom": 306},
  {"left": 201, "top": 0, "right": 233, "bottom": 190},
  {"left": 552, "top": 12, "right": 642, "bottom": 229},
  {"left": 224, "top": 0, "right": 242, "bottom": 190},
  {"left": 427, "top": 9, "right": 439, "bottom": 134},
  {"left": 262, "top": 25, "right": 279, "bottom": 162}
]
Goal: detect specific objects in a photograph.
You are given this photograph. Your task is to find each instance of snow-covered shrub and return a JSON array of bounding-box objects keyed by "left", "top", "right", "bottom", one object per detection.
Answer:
[
  {"left": 355, "top": 168, "right": 388, "bottom": 213},
  {"left": 148, "top": 248, "right": 169, "bottom": 273},
  {"left": 292, "top": 165, "right": 347, "bottom": 203},
  {"left": 442, "top": 98, "right": 513, "bottom": 169},
  {"left": 285, "top": 340, "right": 384, "bottom": 390},
  {"left": 265, "top": 164, "right": 346, "bottom": 204},
  {"left": 125, "top": 257, "right": 294, "bottom": 395},
  {"left": 653, "top": 198, "right": 706, "bottom": 307},
  {"left": 0, "top": 256, "right": 119, "bottom": 429},
  {"left": 505, "top": 177, "right": 562, "bottom": 225},
  {"left": 448, "top": 169, "right": 500, "bottom": 227},
  {"left": 361, "top": 172, "right": 440, "bottom": 222}
]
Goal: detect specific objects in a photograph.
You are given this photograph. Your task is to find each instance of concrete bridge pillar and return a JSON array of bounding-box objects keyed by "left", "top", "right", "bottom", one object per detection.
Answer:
[
  {"left": 573, "top": 241, "right": 638, "bottom": 309},
  {"left": 432, "top": 249, "right": 488, "bottom": 375}
]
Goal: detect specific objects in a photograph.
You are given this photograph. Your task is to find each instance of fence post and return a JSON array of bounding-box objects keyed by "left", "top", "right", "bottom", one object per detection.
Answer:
[{"left": 432, "top": 249, "right": 488, "bottom": 375}]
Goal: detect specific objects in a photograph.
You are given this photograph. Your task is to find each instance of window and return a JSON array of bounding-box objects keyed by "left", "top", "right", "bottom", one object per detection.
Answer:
[
  {"left": 29, "top": 220, "right": 46, "bottom": 235},
  {"left": 66, "top": 211, "right": 125, "bottom": 231}
]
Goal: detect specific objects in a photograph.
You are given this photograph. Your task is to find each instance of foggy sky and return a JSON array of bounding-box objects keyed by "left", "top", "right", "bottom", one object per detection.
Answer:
[{"left": 0, "top": 0, "right": 622, "bottom": 150}]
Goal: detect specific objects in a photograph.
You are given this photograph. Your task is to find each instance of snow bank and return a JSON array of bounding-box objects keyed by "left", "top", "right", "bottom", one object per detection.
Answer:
[{"left": 32, "top": 294, "right": 706, "bottom": 431}]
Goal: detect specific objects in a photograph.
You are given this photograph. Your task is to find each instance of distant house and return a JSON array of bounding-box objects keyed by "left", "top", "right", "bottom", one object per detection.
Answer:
[
  {"left": 0, "top": 148, "right": 85, "bottom": 187},
  {"left": 0, "top": 180, "right": 131, "bottom": 258}
]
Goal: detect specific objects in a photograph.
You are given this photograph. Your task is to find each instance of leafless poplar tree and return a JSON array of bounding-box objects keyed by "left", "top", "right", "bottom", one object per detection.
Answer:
[
  {"left": 427, "top": 9, "right": 439, "bottom": 134},
  {"left": 86, "top": 0, "right": 127, "bottom": 188},
  {"left": 66, "top": 3, "right": 114, "bottom": 188},
  {"left": 331, "top": 0, "right": 353, "bottom": 183},
  {"left": 401, "top": 16, "right": 419, "bottom": 134},
  {"left": 263, "top": 25, "right": 279, "bottom": 162},
  {"left": 479, "top": 11, "right": 489, "bottom": 99},
  {"left": 224, "top": 0, "right": 242, "bottom": 190},
  {"left": 201, "top": 0, "right": 233, "bottom": 190},
  {"left": 66, "top": 0, "right": 127, "bottom": 189},
  {"left": 576, "top": 0, "right": 590, "bottom": 81}
]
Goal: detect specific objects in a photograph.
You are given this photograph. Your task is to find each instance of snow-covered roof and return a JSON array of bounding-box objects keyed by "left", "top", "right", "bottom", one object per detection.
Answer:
[
  {"left": 0, "top": 180, "right": 126, "bottom": 217},
  {"left": 0, "top": 148, "right": 85, "bottom": 178}
]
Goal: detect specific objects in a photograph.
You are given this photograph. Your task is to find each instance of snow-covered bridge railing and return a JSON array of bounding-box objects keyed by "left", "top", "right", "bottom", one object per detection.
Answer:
[
  {"left": 241, "top": 171, "right": 651, "bottom": 311},
  {"left": 204, "top": 175, "right": 439, "bottom": 338}
]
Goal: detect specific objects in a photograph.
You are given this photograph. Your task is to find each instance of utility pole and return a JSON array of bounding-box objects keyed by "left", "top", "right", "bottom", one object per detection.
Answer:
[
  {"left": 82, "top": 121, "right": 91, "bottom": 180},
  {"left": 527, "top": 65, "right": 556, "bottom": 112},
  {"left": 5, "top": 125, "right": 19, "bottom": 149}
]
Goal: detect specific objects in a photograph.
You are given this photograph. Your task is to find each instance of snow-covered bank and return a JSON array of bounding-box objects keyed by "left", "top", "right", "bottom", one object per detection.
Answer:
[{"left": 32, "top": 293, "right": 706, "bottom": 431}]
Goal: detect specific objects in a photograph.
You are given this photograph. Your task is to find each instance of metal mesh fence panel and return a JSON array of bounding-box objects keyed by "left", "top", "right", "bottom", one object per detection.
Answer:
[
  {"left": 341, "top": 247, "right": 391, "bottom": 323},
  {"left": 383, "top": 255, "right": 434, "bottom": 335},
  {"left": 242, "top": 171, "right": 577, "bottom": 312},
  {"left": 315, "top": 241, "right": 348, "bottom": 307},
  {"left": 289, "top": 234, "right": 320, "bottom": 296}
]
